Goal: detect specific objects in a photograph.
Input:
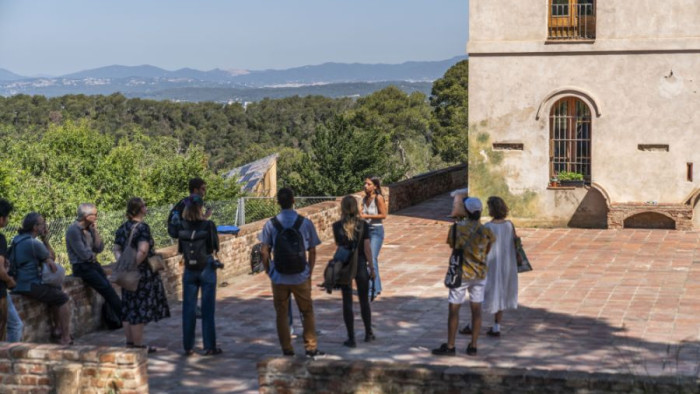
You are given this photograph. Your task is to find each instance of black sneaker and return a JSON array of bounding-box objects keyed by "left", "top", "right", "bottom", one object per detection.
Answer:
[
  {"left": 459, "top": 325, "right": 472, "bottom": 335},
  {"left": 466, "top": 343, "right": 477, "bottom": 356},
  {"left": 305, "top": 349, "right": 325, "bottom": 358},
  {"left": 364, "top": 332, "right": 376, "bottom": 343},
  {"left": 343, "top": 339, "right": 356, "bottom": 348},
  {"left": 282, "top": 349, "right": 295, "bottom": 357},
  {"left": 431, "top": 343, "right": 456, "bottom": 356}
]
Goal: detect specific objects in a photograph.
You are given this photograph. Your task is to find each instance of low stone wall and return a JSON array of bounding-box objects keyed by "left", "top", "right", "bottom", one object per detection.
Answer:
[
  {"left": 0, "top": 343, "right": 148, "bottom": 394},
  {"left": 257, "top": 358, "right": 700, "bottom": 394},
  {"left": 385, "top": 163, "right": 467, "bottom": 213}
]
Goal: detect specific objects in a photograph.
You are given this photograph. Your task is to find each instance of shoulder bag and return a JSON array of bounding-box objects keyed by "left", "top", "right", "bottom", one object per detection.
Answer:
[
  {"left": 109, "top": 223, "right": 141, "bottom": 292},
  {"left": 509, "top": 221, "right": 532, "bottom": 273},
  {"left": 444, "top": 223, "right": 464, "bottom": 289},
  {"left": 323, "top": 221, "right": 364, "bottom": 293}
]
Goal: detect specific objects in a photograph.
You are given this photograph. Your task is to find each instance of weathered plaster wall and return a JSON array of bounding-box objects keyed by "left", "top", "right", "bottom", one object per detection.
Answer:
[{"left": 467, "top": 1, "right": 700, "bottom": 226}]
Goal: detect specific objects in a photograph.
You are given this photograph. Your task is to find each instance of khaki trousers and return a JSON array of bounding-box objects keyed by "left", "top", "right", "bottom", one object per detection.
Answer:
[{"left": 271, "top": 279, "right": 317, "bottom": 352}]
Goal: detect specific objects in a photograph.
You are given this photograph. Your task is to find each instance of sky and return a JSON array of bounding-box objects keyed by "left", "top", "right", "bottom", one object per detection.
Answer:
[{"left": 0, "top": 0, "right": 468, "bottom": 77}]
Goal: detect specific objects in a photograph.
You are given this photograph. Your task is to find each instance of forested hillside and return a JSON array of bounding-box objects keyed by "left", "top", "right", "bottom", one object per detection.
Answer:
[{"left": 0, "top": 60, "right": 468, "bottom": 221}]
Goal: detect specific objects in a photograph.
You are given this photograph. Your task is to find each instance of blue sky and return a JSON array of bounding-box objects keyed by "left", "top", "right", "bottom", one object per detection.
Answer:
[{"left": 0, "top": 0, "right": 468, "bottom": 76}]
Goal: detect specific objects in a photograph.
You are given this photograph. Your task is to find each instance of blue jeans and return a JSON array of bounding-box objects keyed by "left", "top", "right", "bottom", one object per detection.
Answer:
[
  {"left": 6, "top": 294, "right": 23, "bottom": 342},
  {"left": 369, "top": 225, "right": 384, "bottom": 295},
  {"left": 182, "top": 258, "right": 217, "bottom": 352},
  {"left": 72, "top": 263, "right": 122, "bottom": 316}
]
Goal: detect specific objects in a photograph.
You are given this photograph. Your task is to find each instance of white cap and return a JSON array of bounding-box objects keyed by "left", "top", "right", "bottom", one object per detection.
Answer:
[{"left": 463, "top": 197, "right": 483, "bottom": 213}]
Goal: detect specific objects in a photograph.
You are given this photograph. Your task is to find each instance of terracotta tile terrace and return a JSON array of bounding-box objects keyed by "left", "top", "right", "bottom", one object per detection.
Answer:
[{"left": 78, "top": 192, "right": 700, "bottom": 393}]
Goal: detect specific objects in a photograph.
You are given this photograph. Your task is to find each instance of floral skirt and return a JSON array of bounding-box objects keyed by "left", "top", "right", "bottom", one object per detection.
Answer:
[{"left": 121, "top": 263, "right": 171, "bottom": 324}]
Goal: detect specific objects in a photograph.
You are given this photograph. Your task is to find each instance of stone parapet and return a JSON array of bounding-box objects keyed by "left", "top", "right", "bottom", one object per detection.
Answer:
[
  {"left": 0, "top": 343, "right": 148, "bottom": 394},
  {"left": 385, "top": 164, "right": 467, "bottom": 213},
  {"left": 258, "top": 358, "right": 700, "bottom": 394}
]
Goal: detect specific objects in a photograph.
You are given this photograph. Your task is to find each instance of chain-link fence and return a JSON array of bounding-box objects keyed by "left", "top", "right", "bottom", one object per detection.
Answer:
[
  {"left": 235, "top": 196, "right": 338, "bottom": 226},
  {"left": 0, "top": 197, "right": 337, "bottom": 270}
]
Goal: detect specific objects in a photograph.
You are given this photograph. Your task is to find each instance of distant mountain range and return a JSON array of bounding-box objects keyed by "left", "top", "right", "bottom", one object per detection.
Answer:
[{"left": 0, "top": 56, "right": 466, "bottom": 102}]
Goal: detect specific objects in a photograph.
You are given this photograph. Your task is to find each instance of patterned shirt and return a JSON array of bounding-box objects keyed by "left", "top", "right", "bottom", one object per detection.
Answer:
[{"left": 446, "top": 220, "right": 496, "bottom": 280}]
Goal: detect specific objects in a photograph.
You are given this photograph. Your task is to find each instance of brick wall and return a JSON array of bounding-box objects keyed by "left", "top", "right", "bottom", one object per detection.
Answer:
[
  {"left": 0, "top": 343, "right": 147, "bottom": 393},
  {"left": 257, "top": 358, "right": 700, "bottom": 394}
]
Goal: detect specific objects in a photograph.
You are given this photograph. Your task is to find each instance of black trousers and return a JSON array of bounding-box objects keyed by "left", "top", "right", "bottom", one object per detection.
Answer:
[
  {"left": 340, "top": 259, "right": 372, "bottom": 340},
  {"left": 72, "top": 263, "right": 122, "bottom": 316}
]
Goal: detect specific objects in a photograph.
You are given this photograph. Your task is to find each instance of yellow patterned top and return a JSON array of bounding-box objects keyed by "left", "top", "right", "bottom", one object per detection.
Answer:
[{"left": 446, "top": 220, "right": 496, "bottom": 280}]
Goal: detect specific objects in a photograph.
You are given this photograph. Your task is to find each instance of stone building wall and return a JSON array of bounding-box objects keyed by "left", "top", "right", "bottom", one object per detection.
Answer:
[
  {"left": 0, "top": 343, "right": 148, "bottom": 393},
  {"left": 257, "top": 358, "right": 700, "bottom": 394}
]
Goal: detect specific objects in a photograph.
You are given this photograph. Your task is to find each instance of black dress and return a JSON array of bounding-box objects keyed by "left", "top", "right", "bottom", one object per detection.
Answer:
[{"left": 114, "top": 220, "right": 170, "bottom": 325}]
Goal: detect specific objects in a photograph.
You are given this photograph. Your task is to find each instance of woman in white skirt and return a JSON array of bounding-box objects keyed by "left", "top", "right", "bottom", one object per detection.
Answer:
[{"left": 481, "top": 196, "right": 519, "bottom": 337}]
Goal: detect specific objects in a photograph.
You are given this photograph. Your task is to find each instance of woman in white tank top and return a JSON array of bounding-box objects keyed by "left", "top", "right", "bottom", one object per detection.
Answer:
[{"left": 360, "top": 177, "right": 387, "bottom": 299}]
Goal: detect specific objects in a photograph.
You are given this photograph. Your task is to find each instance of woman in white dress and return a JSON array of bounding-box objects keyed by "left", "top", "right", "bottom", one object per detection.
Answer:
[{"left": 481, "top": 196, "right": 518, "bottom": 337}]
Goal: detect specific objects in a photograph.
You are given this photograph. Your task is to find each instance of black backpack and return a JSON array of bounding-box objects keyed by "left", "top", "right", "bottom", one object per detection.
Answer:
[
  {"left": 167, "top": 198, "right": 186, "bottom": 239},
  {"left": 250, "top": 243, "right": 264, "bottom": 274},
  {"left": 178, "top": 221, "right": 210, "bottom": 271},
  {"left": 271, "top": 215, "right": 306, "bottom": 274}
]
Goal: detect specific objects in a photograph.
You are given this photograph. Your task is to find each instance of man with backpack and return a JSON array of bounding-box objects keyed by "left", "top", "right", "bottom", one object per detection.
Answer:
[
  {"left": 0, "top": 199, "right": 23, "bottom": 342},
  {"left": 168, "top": 177, "right": 212, "bottom": 239},
  {"left": 259, "top": 188, "right": 324, "bottom": 358}
]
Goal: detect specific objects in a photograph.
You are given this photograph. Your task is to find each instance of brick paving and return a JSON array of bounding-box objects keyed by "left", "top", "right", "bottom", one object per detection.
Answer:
[{"left": 78, "top": 192, "right": 700, "bottom": 393}]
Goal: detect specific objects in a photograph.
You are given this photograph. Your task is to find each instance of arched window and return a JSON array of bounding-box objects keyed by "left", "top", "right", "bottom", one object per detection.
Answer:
[{"left": 550, "top": 97, "right": 592, "bottom": 183}]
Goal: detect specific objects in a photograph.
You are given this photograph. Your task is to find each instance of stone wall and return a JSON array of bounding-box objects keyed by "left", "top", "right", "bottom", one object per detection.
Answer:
[
  {"left": 257, "top": 358, "right": 700, "bottom": 394},
  {"left": 0, "top": 343, "right": 148, "bottom": 393},
  {"left": 608, "top": 203, "right": 694, "bottom": 230},
  {"left": 385, "top": 164, "right": 467, "bottom": 213}
]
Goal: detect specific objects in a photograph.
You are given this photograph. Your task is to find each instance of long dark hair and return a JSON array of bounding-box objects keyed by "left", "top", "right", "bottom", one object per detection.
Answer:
[
  {"left": 19, "top": 212, "right": 42, "bottom": 235},
  {"left": 366, "top": 176, "right": 382, "bottom": 196},
  {"left": 126, "top": 197, "right": 145, "bottom": 220}
]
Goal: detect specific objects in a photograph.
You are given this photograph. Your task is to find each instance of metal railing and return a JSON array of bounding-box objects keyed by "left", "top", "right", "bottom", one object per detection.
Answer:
[{"left": 548, "top": 1, "right": 596, "bottom": 40}]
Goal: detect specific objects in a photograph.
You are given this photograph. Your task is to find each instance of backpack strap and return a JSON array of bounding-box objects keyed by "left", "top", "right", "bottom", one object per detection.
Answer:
[
  {"left": 270, "top": 217, "right": 283, "bottom": 232},
  {"left": 291, "top": 215, "right": 305, "bottom": 231}
]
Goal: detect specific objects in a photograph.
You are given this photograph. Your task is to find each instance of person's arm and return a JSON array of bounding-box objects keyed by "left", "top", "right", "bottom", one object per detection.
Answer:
[
  {"left": 66, "top": 225, "right": 94, "bottom": 262},
  {"left": 363, "top": 239, "right": 374, "bottom": 278},
  {"left": 261, "top": 244, "right": 271, "bottom": 273},
  {"left": 112, "top": 244, "right": 122, "bottom": 261},
  {"left": 308, "top": 247, "right": 316, "bottom": 274},
  {"left": 136, "top": 241, "right": 150, "bottom": 265},
  {"left": 91, "top": 225, "right": 105, "bottom": 254},
  {"left": 0, "top": 256, "right": 16, "bottom": 289}
]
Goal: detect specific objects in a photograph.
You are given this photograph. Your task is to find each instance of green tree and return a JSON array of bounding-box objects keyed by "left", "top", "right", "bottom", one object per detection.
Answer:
[
  {"left": 430, "top": 59, "right": 469, "bottom": 163},
  {"left": 287, "top": 117, "right": 402, "bottom": 196}
]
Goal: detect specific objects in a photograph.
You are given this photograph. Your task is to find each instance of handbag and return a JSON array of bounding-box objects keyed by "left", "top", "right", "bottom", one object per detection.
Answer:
[
  {"left": 510, "top": 221, "right": 533, "bottom": 273},
  {"left": 109, "top": 223, "right": 141, "bottom": 292},
  {"left": 42, "top": 263, "right": 66, "bottom": 288},
  {"left": 444, "top": 224, "right": 464, "bottom": 289},
  {"left": 323, "top": 221, "right": 364, "bottom": 293},
  {"left": 147, "top": 253, "right": 165, "bottom": 273}
]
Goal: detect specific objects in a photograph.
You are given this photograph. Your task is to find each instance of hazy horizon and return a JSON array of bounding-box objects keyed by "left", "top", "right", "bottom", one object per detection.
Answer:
[{"left": 0, "top": 0, "right": 469, "bottom": 77}]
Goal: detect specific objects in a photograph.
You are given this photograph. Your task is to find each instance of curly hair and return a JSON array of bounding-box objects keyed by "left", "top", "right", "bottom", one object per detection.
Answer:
[{"left": 487, "top": 196, "right": 509, "bottom": 220}]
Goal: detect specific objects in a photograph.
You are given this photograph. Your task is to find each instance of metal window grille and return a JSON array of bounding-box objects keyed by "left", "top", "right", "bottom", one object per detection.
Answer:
[
  {"left": 550, "top": 97, "right": 592, "bottom": 182},
  {"left": 548, "top": 0, "right": 596, "bottom": 40}
]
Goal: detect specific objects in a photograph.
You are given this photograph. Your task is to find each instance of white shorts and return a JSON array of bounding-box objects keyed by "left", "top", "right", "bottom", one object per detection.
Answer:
[{"left": 448, "top": 279, "right": 486, "bottom": 304}]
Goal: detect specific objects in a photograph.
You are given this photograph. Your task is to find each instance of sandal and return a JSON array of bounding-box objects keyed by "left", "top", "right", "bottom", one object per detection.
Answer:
[{"left": 203, "top": 347, "right": 223, "bottom": 356}]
